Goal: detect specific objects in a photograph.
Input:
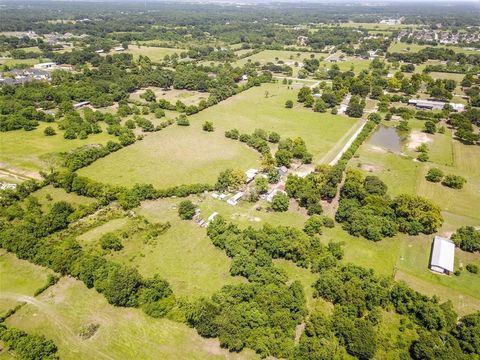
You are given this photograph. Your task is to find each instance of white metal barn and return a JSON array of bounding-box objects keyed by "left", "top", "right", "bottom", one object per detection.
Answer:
[{"left": 429, "top": 236, "right": 455, "bottom": 275}]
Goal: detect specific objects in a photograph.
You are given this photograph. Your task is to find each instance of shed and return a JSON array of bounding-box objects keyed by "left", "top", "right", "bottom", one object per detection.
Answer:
[{"left": 429, "top": 236, "right": 455, "bottom": 275}]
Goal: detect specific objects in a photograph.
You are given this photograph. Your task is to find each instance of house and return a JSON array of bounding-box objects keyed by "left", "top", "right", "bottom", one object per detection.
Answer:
[
  {"left": 207, "top": 212, "right": 219, "bottom": 223},
  {"left": 73, "top": 101, "right": 90, "bottom": 109},
  {"left": 266, "top": 188, "right": 287, "bottom": 203},
  {"left": 227, "top": 192, "right": 244, "bottom": 206},
  {"left": 325, "top": 54, "right": 341, "bottom": 63},
  {"left": 429, "top": 236, "right": 455, "bottom": 275},
  {"left": 245, "top": 169, "right": 258, "bottom": 183},
  {"left": 33, "top": 62, "right": 57, "bottom": 70},
  {"left": 408, "top": 99, "right": 464, "bottom": 112},
  {"left": 0, "top": 183, "right": 17, "bottom": 191},
  {"left": 297, "top": 36, "right": 308, "bottom": 46}
]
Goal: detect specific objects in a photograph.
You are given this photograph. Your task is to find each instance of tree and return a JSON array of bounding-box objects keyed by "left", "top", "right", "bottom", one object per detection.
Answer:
[
  {"left": 140, "top": 89, "right": 156, "bottom": 102},
  {"left": 423, "top": 121, "right": 436, "bottom": 134},
  {"left": 178, "top": 200, "right": 196, "bottom": 220},
  {"left": 453, "top": 312, "right": 480, "bottom": 355},
  {"left": 426, "top": 168, "right": 444, "bottom": 182},
  {"left": 391, "top": 194, "right": 443, "bottom": 235},
  {"left": 268, "top": 132, "right": 280, "bottom": 143},
  {"left": 466, "top": 264, "right": 478, "bottom": 274},
  {"left": 202, "top": 121, "right": 214, "bottom": 132},
  {"left": 255, "top": 177, "right": 269, "bottom": 194},
  {"left": 94, "top": 263, "right": 142, "bottom": 306},
  {"left": 451, "top": 226, "right": 480, "bottom": 252},
  {"left": 176, "top": 115, "right": 190, "bottom": 126},
  {"left": 215, "top": 168, "right": 246, "bottom": 191},
  {"left": 364, "top": 176, "right": 387, "bottom": 196},
  {"left": 44, "top": 126, "right": 56, "bottom": 136},
  {"left": 285, "top": 100, "right": 293, "bottom": 108},
  {"left": 271, "top": 192, "right": 289, "bottom": 212},
  {"left": 314, "top": 99, "right": 327, "bottom": 113},
  {"left": 442, "top": 175, "right": 466, "bottom": 189},
  {"left": 100, "top": 233, "right": 123, "bottom": 251},
  {"left": 417, "top": 152, "right": 429, "bottom": 162},
  {"left": 297, "top": 87, "right": 312, "bottom": 103},
  {"left": 345, "top": 96, "right": 364, "bottom": 118}
]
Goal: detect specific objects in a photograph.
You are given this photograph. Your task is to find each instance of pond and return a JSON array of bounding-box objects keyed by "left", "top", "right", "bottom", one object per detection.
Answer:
[{"left": 367, "top": 125, "right": 402, "bottom": 153}]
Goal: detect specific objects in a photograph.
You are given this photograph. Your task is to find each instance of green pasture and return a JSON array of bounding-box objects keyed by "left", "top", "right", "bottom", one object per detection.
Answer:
[
  {"left": 0, "top": 122, "right": 116, "bottom": 172},
  {"left": 79, "top": 83, "right": 358, "bottom": 188},
  {"left": 120, "top": 45, "right": 184, "bottom": 62},
  {"left": 5, "top": 277, "right": 257, "bottom": 360},
  {"left": 0, "top": 251, "right": 52, "bottom": 317},
  {"left": 388, "top": 41, "right": 480, "bottom": 55},
  {"left": 236, "top": 49, "right": 329, "bottom": 68}
]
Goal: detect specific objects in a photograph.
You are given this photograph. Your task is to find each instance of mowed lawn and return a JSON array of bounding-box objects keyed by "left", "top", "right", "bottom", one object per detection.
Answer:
[
  {"left": 0, "top": 123, "right": 116, "bottom": 172},
  {"left": 79, "top": 83, "right": 358, "bottom": 188},
  {"left": 0, "top": 251, "right": 52, "bottom": 317},
  {"left": 6, "top": 277, "right": 257, "bottom": 360}
]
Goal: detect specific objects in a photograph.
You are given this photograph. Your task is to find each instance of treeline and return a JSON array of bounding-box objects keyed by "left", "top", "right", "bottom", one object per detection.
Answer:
[
  {"left": 0, "top": 325, "right": 59, "bottom": 360},
  {"left": 387, "top": 47, "right": 480, "bottom": 65},
  {"left": 336, "top": 170, "right": 443, "bottom": 241},
  {"left": 43, "top": 171, "right": 212, "bottom": 210}
]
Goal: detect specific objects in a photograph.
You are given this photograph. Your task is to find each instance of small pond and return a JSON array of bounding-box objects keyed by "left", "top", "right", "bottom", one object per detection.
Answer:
[{"left": 367, "top": 125, "right": 402, "bottom": 153}]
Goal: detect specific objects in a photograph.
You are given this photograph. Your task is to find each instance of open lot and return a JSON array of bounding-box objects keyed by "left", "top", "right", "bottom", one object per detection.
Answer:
[
  {"left": 0, "top": 250, "right": 52, "bottom": 317},
  {"left": 0, "top": 123, "right": 115, "bottom": 173},
  {"left": 388, "top": 41, "right": 480, "bottom": 55},
  {"left": 114, "top": 45, "right": 184, "bottom": 62},
  {"left": 235, "top": 49, "right": 329, "bottom": 67},
  {"left": 130, "top": 87, "right": 209, "bottom": 106},
  {"left": 81, "top": 198, "right": 247, "bottom": 298},
  {"left": 78, "top": 121, "right": 260, "bottom": 188},
  {"left": 80, "top": 83, "right": 358, "bottom": 188},
  {"left": 5, "top": 277, "right": 257, "bottom": 360}
]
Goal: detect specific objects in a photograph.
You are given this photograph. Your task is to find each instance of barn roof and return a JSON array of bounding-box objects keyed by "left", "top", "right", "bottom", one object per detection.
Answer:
[{"left": 430, "top": 236, "right": 455, "bottom": 273}]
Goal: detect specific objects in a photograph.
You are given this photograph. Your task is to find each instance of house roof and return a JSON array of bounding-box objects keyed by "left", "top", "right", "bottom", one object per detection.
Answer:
[{"left": 430, "top": 236, "right": 455, "bottom": 272}]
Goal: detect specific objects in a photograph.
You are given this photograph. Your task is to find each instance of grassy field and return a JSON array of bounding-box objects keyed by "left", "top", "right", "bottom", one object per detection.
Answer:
[
  {"left": 118, "top": 45, "right": 184, "bottom": 62},
  {"left": 336, "top": 22, "right": 420, "bottom": 31},
  {"left": 319, "top": 58, "right": 372, "bottom": 74},
  {"left": 0, "top": 122, "right": 116, "bottom": 173},
  {"left": 344, "top": 120, "right": 480, "bottom": 313},
  {"left": 130, "top": 87, "right": 209, "bottom": 106},
  {"left": 5, "top": 277, "right": 257, "bottom": 360},
  {"left": 0, "top": 58, "right": 46, "bottom": 67},
  {"left": 79, "top": 83, "right": 358, "bottom": 187},
  {"left": 30, "top": 185, "right": 96, "bottom": 211},
  {"left": 78, "top": 122, "right": 260, "bottom": 188},
  {"left": 235, "top": 49, "right": 330, "bottom": 67},
  {"left": 388, "top": 41, "right": 480, "bottom": 55},
  {"left": 0, "top": 250, "right": 52, "bottom": 317},
  {"left": 75, "top": 198, "right": 244, "bottom": 298}
]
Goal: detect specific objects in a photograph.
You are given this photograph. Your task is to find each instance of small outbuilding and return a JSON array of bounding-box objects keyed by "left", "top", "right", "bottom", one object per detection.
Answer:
[{"left": 429, "top": 236, "right": 455, "bottom": 275}]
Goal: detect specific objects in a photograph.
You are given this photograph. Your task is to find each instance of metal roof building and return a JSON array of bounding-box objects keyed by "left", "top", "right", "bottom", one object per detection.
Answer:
[{"left": 429, "top": 236, "right": 455, "bottom": 275}]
